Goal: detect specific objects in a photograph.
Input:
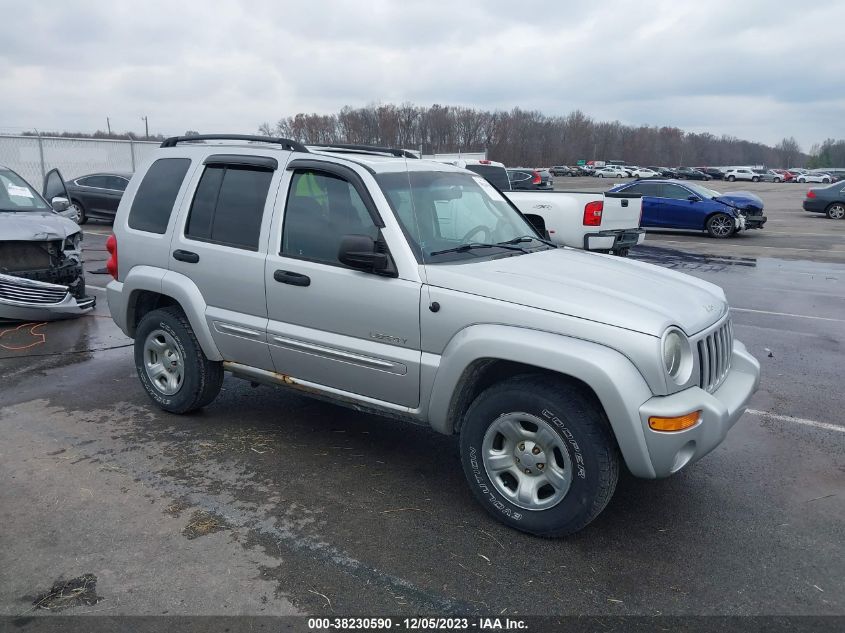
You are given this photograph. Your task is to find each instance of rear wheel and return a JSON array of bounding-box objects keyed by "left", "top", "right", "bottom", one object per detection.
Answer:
[
  {"left": 134, "top": 307, "right": 223, "bottom": 413},
  {"left": 823, "top": 178, "right": 831, "bottom": 184},
  {"left": 751, "top": 176, "right": 760, "bottom": 182},
  {"left": 459, "top": 375, "right": 619, "bottom": 537},
  {"left": 826, "top": 203, "right": 845, "bottom": 220},
  {"left": 774, "top": 177, "right": 782, "bottom": 183}
]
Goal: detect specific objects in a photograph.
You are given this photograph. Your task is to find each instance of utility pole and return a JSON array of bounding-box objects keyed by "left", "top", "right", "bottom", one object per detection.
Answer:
[
  {"left": 141, "top": 116, "right": 149, "bottom": 140},
  {"left": 106, "top": 117, "right": 111, "bottom": 135}
]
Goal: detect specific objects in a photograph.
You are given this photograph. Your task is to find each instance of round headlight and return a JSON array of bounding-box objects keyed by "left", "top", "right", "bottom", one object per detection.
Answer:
[{"left": 662, "top": 328, "right": 692, "bottom": 385}]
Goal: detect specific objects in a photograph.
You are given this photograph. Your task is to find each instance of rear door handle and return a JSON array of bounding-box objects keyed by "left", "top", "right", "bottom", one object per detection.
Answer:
[
  {"left": 172, "top": 249, "right": 199, "bottom": 263},
  {"left": 274, "top": 270, "right": 310, "bottom": 287}
]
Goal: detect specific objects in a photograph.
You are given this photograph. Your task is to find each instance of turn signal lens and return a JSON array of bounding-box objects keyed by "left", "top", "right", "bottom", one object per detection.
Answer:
[{"left": 648, "top": 411, "right": 701, "bottom": 432}]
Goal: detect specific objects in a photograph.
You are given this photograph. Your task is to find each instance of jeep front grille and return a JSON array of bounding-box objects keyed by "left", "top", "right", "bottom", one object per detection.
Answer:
[
  {"left": 0, "top": 274, "right": 69, "bottom": 305},
  {"left": 698, "top": 319, "right": 733, "bottom": 393}
]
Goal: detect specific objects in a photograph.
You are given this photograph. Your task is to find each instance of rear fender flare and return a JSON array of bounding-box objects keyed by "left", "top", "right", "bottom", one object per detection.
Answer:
[{"left": 119, "top": 267, "right": 222, "bottom": 361}]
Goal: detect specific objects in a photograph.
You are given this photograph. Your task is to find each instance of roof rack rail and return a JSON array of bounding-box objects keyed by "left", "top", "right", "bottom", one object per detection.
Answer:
[
  {"left": 160, "top": 134, "right": 308, "bottom": 153},
  {"left": 308, "top": 143, "right": 419, "bottom": 159}
]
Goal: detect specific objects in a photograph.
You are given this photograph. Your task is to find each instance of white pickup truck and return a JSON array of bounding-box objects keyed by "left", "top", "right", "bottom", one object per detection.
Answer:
[{"left": 505, "top": 190, "right": 646, "bottom": 255}]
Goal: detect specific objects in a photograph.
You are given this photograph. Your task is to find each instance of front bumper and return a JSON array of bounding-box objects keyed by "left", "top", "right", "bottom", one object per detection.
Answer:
[
  {"left": 584, "top": 229, "right": 646, "bottom": 252},
  {"left": 742, "top": 214, "right": 767, "bottom": 229},
  {"left": 0, "top": 273, "right": 94, "bottom": 321},
  {"left": 637, "top": 340, "right": 760, "bottom": 477}
]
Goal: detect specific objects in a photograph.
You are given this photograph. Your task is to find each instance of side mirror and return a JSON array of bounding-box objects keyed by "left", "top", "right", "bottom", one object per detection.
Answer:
[
  {"left": 687, "top": 195, "right": 701, "bottom": 202},
  {"left": 51, "top": 196, "right": 70, "bottom": 212},
  {"left": 338, "top": 234, "right": 396, "bottom": 276}
]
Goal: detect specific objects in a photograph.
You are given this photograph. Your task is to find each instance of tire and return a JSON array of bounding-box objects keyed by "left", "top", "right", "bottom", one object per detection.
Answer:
[
  {"left": 458, "top": 375, "right": 619, "bottom": 537},
  {"left": 70, "top": 199, "right": 87, "bottom": 224},
  {"left": 597, "top": 173, "right": 604, "bottom": 178},
  {"left": 752, "top": 177, "right": 760, "bottom": 182},
  {"left": 826, "top": 203, "right": 845, "bottom": 220},
  {"left": 823, "top": 178, "right": 831, "bottom": 184},
  {"left": 134, "top": 307, "right": 223, "bottom": 414},
  {"left": 774, "top": 177, "right": 782, "bottom": 183},
  {"left": 706, "top": 213, "right": 736, "bottom": 238},
  {"left": 727, "top": 175, "right": 736, "bottom": 182}
]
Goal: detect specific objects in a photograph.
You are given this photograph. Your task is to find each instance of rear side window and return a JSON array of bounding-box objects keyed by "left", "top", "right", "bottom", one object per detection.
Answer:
[
  {"left": 128, "top": 158, "right": 191, "bottom": 234},
  {"left": 185, "top": 165, "right": 273, "bottom": 251}
]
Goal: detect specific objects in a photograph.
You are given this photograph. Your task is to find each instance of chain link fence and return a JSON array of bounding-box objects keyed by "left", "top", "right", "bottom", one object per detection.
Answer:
[{"left": 0, "top": 134, "right": 160, "bottom": 185}]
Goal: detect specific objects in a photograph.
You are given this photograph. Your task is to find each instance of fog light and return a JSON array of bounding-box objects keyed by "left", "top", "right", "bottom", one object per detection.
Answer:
[{"left": 648, "top": 411, "right": 701, "bottom": 432}]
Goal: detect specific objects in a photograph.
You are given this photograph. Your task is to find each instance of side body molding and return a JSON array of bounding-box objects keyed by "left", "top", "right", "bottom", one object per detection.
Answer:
[{"left": 424, "top": 324, "right": 657, "bottom": 478}]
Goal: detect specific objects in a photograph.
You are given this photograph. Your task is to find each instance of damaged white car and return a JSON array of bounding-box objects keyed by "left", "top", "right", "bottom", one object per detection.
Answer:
[{"left": 0, "top": 166, "right": 95, "bottom": 321}]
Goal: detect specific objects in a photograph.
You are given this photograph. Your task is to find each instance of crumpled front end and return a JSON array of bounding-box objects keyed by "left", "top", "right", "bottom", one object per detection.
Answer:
[
  {"left": 715, "top": 192, "right": 767, "bottom": 230},
  {"left": 0, "top": 238, "right": 94, "bottom": 321}
]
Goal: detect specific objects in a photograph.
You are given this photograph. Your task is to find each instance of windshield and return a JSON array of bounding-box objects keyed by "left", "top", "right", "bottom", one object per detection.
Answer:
[
  {"left": 0, "top": 169, "right": 51, "bottom": 212},
  {"left": 684, "top": 182, "right": 721, "bottom": 199},
  {"left": 376, "top": 170, "right": 543, "bottom": 263}
]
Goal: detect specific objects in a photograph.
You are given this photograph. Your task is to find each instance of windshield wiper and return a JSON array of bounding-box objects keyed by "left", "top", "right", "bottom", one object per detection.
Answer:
[
  {"left": 429, "top": 242, "right": 528, "bottom": 257},
  {"left": 499, "top": 235, "right": 557, "bottom": 248}
]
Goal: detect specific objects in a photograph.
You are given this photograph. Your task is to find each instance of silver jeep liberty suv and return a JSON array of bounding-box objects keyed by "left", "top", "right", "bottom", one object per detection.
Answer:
[{"left": 106, "top": 135, "right": 760, "bottom": 536}]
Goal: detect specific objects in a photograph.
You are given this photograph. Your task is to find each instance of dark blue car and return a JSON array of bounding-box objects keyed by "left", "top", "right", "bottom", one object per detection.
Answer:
[{"left": 609, "top": 179, "right": 767, "bottom": 238}]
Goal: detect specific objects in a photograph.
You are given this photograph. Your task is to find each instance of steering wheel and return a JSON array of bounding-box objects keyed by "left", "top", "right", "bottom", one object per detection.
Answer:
[{"left": 461, "top": 224, "right": 493, "bottom": 243}]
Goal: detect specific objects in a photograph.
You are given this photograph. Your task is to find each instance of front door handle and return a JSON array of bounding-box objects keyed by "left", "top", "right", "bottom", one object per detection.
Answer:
[
  {"left": 173, "top": 249, "right": 199, "bottom": 263},
  {"left": 274, "top": 270, "right": 310, "bottom": 287}
]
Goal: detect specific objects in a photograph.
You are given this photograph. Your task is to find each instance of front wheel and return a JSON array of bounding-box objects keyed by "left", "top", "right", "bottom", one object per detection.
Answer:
[
  {"left": 459, "top": 375, "right": 619, "bottom": 537},
  {"left": 827, "top": 203, "right": 845, "bottom": 219},
  {"left": 134, "top": 307, "right": 223, "bottom": 413},
  {"left": 752, "top": 176, "right": 760, "bottom": 182},
  {"left": 727, "top": 175, "right": 736, "bottom": 182},
  {"left": 597, "top": 173, "right": 604, "bottom": 178},
  {"left": 774, "top": 177, "right": 782, "bottom": 183},
  {"left": 707, "top": 213, "right": 736, "bottom": 238}
]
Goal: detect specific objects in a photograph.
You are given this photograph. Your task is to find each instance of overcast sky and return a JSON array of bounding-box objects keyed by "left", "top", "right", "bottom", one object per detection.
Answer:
[{"left": 1, "top": 0, "right": 841, "bottom": 150}]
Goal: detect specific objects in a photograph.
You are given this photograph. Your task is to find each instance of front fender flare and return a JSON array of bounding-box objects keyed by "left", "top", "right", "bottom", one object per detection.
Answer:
[{"left": 426, "top": 324, "right": 657, "bottom": 478}]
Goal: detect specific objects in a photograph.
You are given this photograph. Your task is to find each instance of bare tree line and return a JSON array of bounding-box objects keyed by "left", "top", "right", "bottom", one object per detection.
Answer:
[{"left": 259, "top": 103, "right": 812, "bottom": 168}]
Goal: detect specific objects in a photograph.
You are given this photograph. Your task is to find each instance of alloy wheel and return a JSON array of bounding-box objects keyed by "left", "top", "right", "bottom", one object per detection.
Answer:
[
  {"left": 481, "top": 412, "right": 573, "bottom": 511},
  {"left": 143, "top": 329, "right": 184, "bottom": 395}
]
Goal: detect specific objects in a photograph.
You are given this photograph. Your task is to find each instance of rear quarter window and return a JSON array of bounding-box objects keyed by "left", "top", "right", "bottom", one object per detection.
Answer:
[{"left": 128, "top": 158, "right": 192, "bottom": 234}]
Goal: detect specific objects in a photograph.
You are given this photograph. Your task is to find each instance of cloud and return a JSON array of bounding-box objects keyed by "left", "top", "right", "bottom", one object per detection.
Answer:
[{"left": 0, "top": 0, "right": 841, "bottom": 148}]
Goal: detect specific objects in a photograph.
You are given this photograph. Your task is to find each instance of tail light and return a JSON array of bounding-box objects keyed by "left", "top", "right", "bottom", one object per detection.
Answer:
[
  {"left": 806, "top": 190, "right": 816, "bottom": 199},
  {"left": 583, "top": 201, "right": 603, "bottom": 226},
  {"left": 531, "top": 170, "right": 541, "bottom": 185},
  {"left": 106, "top": 234, "right": 118, "bottom": 279}
]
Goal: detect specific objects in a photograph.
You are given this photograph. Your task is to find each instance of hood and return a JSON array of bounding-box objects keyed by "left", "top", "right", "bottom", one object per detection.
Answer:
[
  {"left": 714, "top": 191, "right": 764, "bottom": 211},
  {"left": 0, "top": 211, "right": 80, "bottom": 241},
  {"left": 424, "top": 248, "right": 728, "bottom": 337}
]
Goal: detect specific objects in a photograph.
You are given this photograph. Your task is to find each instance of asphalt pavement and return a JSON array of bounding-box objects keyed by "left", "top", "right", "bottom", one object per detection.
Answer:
[{"left": 1, "top": 185, "right": 843, "bottom": 619}]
